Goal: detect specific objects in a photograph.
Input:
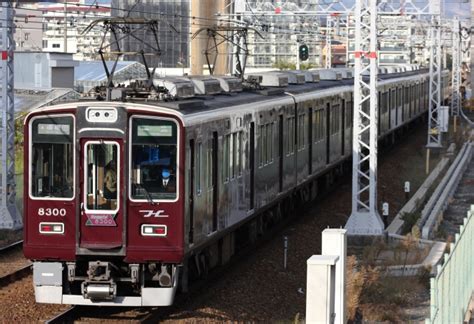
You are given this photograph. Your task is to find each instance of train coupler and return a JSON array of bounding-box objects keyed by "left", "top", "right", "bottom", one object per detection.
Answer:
[{"left": 82, "top": 281, "right": 117, "bottom": 301}]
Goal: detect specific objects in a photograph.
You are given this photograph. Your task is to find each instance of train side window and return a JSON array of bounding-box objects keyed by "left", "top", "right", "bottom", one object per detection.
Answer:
[
  {"left": 232, "top": 133, "right": 237, "bottom": 178},
  {"left": 230, "top": 133, "right": 235, "bottom": 179},
  {"left": 196, "top": 142, "right": 202, "bottom": 194},
  {"left": 314, "top": 109, "right": 324, "bottom": 142},
  {"left": 287, "top": 116, "right": 295, "bottom": 155},
  {"left": 391, "top": 89, "right": 396, "bottom": 111},
  {"left": 345, "top": 102, "right": 352, "bottom": 128},
  {"left": 382, "top": 92, "right": 388, "bottom": 113},
  {"left": 259, "top": 125, "right": 265, "bottom": 167},
  {"left": 266, "top": 123, "right": 273, "bottom": 164},
  {"left": 223, "top": 134, "right": 230, "bottom": 182},
  {"left": 238, "top": 131, "right": 243, "bottom": 175},
  {"left": 30, "top": 115, "right": 74, "bottom": 199},
  {"left": 207, "top": 139, "right": 213, "bottom": 189},
  {"left": 331, "top": 104, "right": 340, "bottom": 135}
]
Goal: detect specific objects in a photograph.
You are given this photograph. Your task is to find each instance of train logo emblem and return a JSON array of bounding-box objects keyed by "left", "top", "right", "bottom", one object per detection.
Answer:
[{"left": 140, "top": 210, "right": 169, "bottom": 218}]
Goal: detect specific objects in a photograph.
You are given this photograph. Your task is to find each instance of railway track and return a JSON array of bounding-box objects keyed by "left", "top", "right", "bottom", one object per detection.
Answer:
[
  {"left": 45, "top": 305, "right": 79, "bottom": 323},
  {"left": 0, "top": 240, "right": 32, "bottom": 288}
]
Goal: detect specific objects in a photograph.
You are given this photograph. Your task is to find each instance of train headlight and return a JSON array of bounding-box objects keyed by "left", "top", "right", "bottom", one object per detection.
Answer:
[
  {"left": 141, "top": 224, "right": 167, "bottom": 237},
  {"left": 39, "top": 222, "right": 64, "bottom": 234}
]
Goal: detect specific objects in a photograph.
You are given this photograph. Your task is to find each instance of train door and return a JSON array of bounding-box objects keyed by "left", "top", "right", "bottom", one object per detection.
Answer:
[
  {"left": 341, "top": 99, "right": 345, "bottom": 156},
  {"left": 212, "top": 132, "right": 218, "bottom": 231},
  {"left": 80, "top": 139, "right": 124, "bottom": 249},
  {"left": 325, "top": 103, "right": 330, "bottom": 165},
  {"left": 307, "top": 108, "right": 313, "bottom": 175},
  {"left": 189, "top": 139, "right": 195, "bottom": 243},
  {"left": 278, "top": 115, "right": 284, "bottom": 192},
  {"left": 249, "top": 123, "right": 255, "bottom": 210}
]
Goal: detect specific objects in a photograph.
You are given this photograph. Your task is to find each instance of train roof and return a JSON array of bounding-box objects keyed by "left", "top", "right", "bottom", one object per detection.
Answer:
[{"left": 28, "top": 68, "right": 436, "bottom": 124}]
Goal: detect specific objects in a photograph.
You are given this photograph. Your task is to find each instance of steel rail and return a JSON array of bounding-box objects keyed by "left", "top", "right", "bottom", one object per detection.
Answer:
[
  {"left": 0, "top": 240, "right": 32, "bottom": 288},
  {"left": 0, "top": 239, "right": 23, "bottom": 253},
  {"left": 45, "top": 306, "right": 80, "bottom": 324}
]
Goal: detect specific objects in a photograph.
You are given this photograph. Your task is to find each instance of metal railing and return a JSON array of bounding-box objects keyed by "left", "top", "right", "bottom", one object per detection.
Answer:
[
  {"left": 426, "top": 205, "right": 474, "bottom": 323},
  {"left": 421, "top": 143, "right": 472, "bottom": 239}
]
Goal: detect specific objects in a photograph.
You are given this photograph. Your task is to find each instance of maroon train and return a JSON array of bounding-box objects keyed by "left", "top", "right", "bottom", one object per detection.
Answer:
[{"left": 23, "top": 68, "right": 449, "bottom": 306}]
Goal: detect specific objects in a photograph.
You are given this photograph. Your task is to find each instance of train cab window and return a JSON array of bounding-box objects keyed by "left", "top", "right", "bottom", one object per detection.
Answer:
[
  {"left": 130, "top": 117, "right": 178, "bottom": 201},
  {"left": 30, "top": 116, "right": 74, "bottom": 199},
  {"left": 85, "top": 142, "right": 119, "bottom": 211}
]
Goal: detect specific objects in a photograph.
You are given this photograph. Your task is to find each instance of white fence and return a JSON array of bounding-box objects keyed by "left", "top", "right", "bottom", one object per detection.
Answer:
[{"left": 426, "top": 206, "right": 474, "bottom": 323}]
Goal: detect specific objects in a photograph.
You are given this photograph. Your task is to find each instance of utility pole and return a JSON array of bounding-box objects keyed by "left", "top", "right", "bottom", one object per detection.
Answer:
[
  {"left": 344, "top": 0, "right": 384, "bottom": 235},
  {"left": 325, "top": 14, "right": 332, "bottom": 69},
  {"left": 191, "top": 0, "right": 222, "bottom": 75},
  {"left": 0, "top": 1, "right": 21, "bottom": 229},
  {"left": 64, "top": 1, "right": 67, "bottom": 53},
  {"left": 451, "top": 17, "right": 461, "bottom": 117}
]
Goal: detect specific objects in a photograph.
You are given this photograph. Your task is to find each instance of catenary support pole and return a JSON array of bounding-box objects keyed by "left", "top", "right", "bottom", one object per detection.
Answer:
[
  {"left": 344, "top": 0, "right": 384, "bottom": 235},
  {"left": 0, "top": 1, "right": 21, "bottom": 229}
]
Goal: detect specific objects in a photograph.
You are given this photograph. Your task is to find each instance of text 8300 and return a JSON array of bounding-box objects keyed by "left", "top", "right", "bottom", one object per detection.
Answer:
[{"left": 38, "top": 208, "right": 67, "bottom": 217}]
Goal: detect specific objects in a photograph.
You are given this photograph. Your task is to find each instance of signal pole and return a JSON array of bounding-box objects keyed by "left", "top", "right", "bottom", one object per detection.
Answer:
[{"left": 0, "top": 1, "right": 21, "bottom": 229}]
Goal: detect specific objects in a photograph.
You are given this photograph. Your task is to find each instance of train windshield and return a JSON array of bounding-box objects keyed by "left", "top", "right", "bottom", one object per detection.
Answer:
[
  {"left": 30, "top": 116, "right": 74, "bottom": 198},
  {"left": 130, "top": 118, "right": 178, "bottom": 201}
]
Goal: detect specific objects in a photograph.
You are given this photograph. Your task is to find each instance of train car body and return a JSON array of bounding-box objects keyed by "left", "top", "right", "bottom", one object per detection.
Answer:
[{"left": 24, "top": 68, "right": 449, "bottom": 306}]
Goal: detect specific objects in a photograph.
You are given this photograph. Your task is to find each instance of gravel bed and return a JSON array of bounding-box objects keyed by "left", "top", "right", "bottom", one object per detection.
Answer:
[
  {"left": 0, "top": 125, "right": 437, "bottom": 322},
  {"left": 0, "top": 276, "right": 69, "bottom": 322},
  {"left": 0, "top": 248, "right": 31, "bottom": 278}
]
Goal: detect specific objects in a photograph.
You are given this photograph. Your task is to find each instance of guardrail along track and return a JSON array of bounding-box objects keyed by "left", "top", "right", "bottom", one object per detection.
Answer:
[
  {"left": 420, "top": 142, "right": 474, "bottom": 239},
  {"left": 439, "top": 151, "right": 474, "bottom": 238}
]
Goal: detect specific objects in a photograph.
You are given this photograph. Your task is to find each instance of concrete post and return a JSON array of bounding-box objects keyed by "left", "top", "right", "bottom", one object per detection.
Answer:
[
  {"left": 306, "top": 255, "right": 338, "bottom": 324},
  {"left": 322, "top": 229, "right": 347, "bottom": 324}
]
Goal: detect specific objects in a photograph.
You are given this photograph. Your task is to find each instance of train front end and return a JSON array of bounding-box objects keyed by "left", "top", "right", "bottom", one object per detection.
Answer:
[{"left": 23, "top": 103, "right": 185, "bottom": 306}]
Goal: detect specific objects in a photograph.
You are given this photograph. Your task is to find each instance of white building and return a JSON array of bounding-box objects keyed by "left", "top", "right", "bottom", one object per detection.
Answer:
[
  {"left": 40, "top": 2, "right": 111, "bottom": 61},
  {"left": 347, "top": 15, "right": 427, "bottom": 66}
]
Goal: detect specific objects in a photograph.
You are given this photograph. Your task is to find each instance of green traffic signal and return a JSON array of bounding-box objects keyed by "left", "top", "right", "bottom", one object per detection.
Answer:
[{"left": 299, "top": 44, "right": 309, "bottom": 61}]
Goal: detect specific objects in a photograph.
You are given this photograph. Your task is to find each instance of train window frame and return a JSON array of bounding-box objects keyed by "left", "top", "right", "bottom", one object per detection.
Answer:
[
  {"left": 128, "top": 115, "right": 180, "bottom": 203},
  {"left": 286, "top": 116, "right": 295, "bottom": 156},
  {"left": 196, "top": 141, "right": 202, "bottom": 195},
  {"left": 345, "top": 101, "right": 352, "bottom": 129},
  {"left": 83, "top": 140, "right": 120, "bottom": 214},
  {"left": 207, "top": 138, "right": 213, "bottom": 189},
  {"left": 258, "top": 125, "right": 263, "bottom": 168},
  {"left": 266, "top": 123, "right": 273, "bottom": 164},
  {"left": 223, "top": 133, "right": 231, "bottom": 182},
  {"left": 28, "top": 114, "right": 76, "bottom": 201},
  {"left": 238, "top": 131, "right": 243, "bottom": 176},
  {"left": 331, "top": 103, "right": 341, "bottom": 136}
]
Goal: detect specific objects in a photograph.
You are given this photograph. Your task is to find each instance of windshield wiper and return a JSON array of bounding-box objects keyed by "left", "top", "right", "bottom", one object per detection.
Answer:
[{"left": 136, "top": 183, "right": 157, "bottom": 205}]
